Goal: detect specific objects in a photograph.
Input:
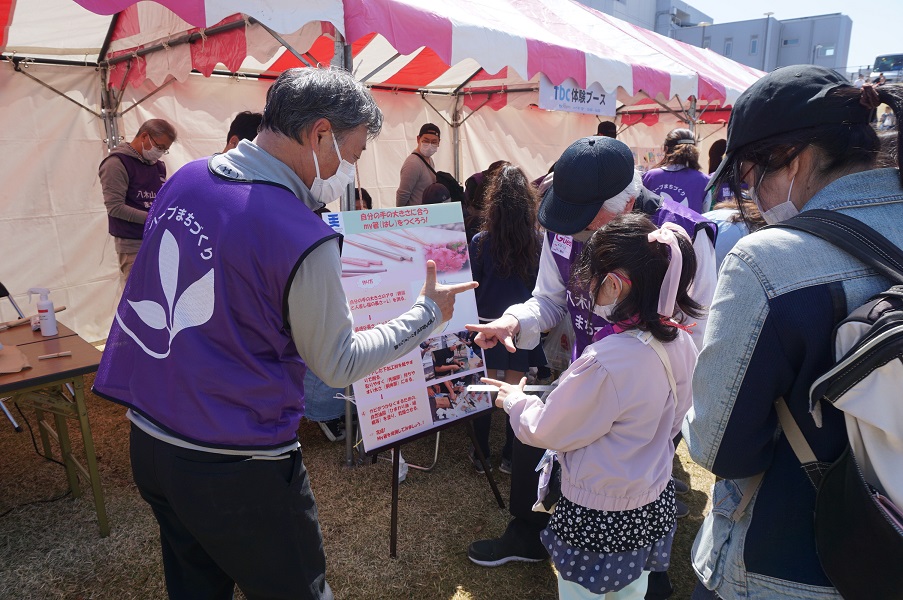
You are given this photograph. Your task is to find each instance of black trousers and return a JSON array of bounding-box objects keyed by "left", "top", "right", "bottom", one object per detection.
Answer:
[{"left": 130, "top": 425, "right": 333, "bottom": 600}]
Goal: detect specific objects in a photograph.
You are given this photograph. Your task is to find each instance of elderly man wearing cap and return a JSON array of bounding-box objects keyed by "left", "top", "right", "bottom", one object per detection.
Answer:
[
  {"left": 396, "top": 122, "right": 441, "bottom": 207},
  {"left": 685, "top": 67, "right": 903, "bottom": 599},
  {"left": 466, "top": 136, "right": 717, "bottom": 598}
]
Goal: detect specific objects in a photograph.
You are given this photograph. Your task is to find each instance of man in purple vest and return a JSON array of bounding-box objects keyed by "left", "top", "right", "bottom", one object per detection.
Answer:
[
  {"left": 99, "top": 118, "right": 176, "bottom": 283},
  {"left": 465, "top": 137, "right": 716, "bottom": 600},
  {"left": 93, "top": 67, "right": 476, "bottom": 600}
]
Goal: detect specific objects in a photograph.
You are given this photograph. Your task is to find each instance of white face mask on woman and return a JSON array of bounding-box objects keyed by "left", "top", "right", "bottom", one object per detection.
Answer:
[
  {"left": 751, "top": 169, "right": 798, "bottom": 225},
  {"left": 310, "top": 132, "right": 356, "bottom": 205},
  {"left": 419, "top": 141, "right": 439, "bottom": 157}
]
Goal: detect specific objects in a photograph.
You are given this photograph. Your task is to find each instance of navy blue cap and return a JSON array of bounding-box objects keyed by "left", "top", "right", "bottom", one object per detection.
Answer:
[{"left": 538, "top": 137, "right": 635, "bottom": 235}]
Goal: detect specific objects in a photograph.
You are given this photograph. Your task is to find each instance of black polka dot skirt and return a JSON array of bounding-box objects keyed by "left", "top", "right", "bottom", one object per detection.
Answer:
[{"left": 540, "top": 480, "right": 677, "bottom": 595}]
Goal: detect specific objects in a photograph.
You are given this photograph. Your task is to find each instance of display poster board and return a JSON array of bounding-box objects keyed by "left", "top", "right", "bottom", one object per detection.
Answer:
[
  {"left": 323, "top": 203, "right": 491, "bottom": 453},
  {"left": 538, "top": 74, "right": 617, "bottom": 117}
]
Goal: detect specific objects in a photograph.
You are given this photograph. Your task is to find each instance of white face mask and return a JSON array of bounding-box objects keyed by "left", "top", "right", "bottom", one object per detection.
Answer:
[
  {"left": 141, "top": 138, "right": 165, "bottom": 164},
  {"left": 419, "top": 142, "right": 439, "bottom": 157},
  {"left": 591, "top": 274, "right": 622, "bottom": 320},
  {"left": 310, "top": 132, "right": 356, "bottom": 205},
  {"left": 751, "top": 171, "right": 798, "bottom": 225}
]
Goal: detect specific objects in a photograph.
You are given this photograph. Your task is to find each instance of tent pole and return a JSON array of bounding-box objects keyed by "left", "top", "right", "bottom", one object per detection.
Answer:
[
  {"left": 8, "top": 58, "right": 102, "bottom": 118},
  {"left": 257, "top": 21, "right": 315, "bottom": 68},
  {"left": 100, "top": 68, "right": 120, "bottom": 151},
  {"left": 452, "top": 95, "right": 462, "bottom": 182},
  {"left": 688, "top": 97, "right": 697, "bottom": 134}
]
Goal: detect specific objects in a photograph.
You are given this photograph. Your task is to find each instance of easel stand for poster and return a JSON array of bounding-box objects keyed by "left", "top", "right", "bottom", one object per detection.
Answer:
[{"left": 386, "top": 416, "right": 505, "bottom": 559}]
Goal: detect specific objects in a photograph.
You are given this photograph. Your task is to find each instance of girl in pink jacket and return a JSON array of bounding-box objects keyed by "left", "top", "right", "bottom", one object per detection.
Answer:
[{"left": 484, "top": 213, "right": 702, "bottom": 599}]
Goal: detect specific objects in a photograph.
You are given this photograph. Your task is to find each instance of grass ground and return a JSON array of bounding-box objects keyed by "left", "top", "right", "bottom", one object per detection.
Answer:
[{"left": 0, "top": 375, "right": 714, "bottom": 599}]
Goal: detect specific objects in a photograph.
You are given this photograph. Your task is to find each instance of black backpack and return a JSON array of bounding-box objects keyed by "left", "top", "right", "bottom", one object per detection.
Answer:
[
  {"left": 413, "top": 153, "right": 465, "bottom": 204},
  {"left": 774, "top": 209, "right": 903, "bottom": 600}
]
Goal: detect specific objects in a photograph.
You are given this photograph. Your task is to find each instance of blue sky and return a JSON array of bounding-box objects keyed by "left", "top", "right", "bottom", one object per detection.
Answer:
[{"left": 685, "top": 0, "right": 901, "bottom": 70}]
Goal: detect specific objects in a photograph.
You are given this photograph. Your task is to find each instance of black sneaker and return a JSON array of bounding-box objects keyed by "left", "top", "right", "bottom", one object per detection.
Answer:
[
  {"left": 468, "top": 525, "right": 547, "bottom": 567},
  {"left": 317, "top": 418, "right": 345, "bottom": 442},
  {"left": 675, "top": 498, "right": 689, "bottom": 519},
  {"left": 469, "top": 447, "right": 491, "bottom": 474}
]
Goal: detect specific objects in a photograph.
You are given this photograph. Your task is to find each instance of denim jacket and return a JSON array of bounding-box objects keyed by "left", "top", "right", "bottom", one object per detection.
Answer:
[{"left": 684, "top": 168, "right": 903, "bottom": 600}]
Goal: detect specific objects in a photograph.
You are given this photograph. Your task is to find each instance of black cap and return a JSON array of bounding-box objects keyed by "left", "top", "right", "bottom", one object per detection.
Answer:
[
  {"left": 710, "top": 65, "right": 868, "bottom": 189},
  {"left": 418, "top": 123, "right": 441, "bottom": 138},
  {"left": 538, "top": 137, "right": 635, "bottom": 235},
  {"left": 596, "top": 121, "right": 617, "bottom": 138},
  {"left": 422, "top": 182, "right": 451, "bottom": 204}
]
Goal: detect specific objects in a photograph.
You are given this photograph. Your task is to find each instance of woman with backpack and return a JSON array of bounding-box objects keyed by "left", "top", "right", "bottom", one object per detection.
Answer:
[
  {"left": 483, "top": 212, "right": 702, "bottom": 599},
  {"left": 641, "top": 128, "right": 711, "bottom": 214},
  {"left": 686, "top": 66, "right": 903, "bottom": 599},
  {"left": 468, "top": 164, "right": 544, "bottom": 474}
]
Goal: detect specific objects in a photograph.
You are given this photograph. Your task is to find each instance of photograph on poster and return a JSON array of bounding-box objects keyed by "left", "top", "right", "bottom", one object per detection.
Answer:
[
  {"left": 423, "top": 331, "right": 484, "bottom": 382},
  {"left": 325, "top": 204, "right": 488, "bottom": 453},
  {"left": 428, "top": 372, "right": 492, "bottom": 424}
]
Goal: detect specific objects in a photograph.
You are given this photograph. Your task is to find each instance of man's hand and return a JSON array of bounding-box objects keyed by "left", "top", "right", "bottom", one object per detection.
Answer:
[
  {"left": 420, "top": 260, "right": 478, "bottom": 323},
  {"left": 465, "top": 314, "right": 520, "bottom": 352},
  {"left": 482, "top": 376, "right": 527, "bottom": 408}
]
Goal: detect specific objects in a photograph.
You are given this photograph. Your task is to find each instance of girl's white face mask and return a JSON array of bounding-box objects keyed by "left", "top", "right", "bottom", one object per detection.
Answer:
[
  {"left": 592, "top": 273, "right": 623, "bottom": 319},
  {"left": 310, "top": 132, "right": 356, "bottom": 205}
]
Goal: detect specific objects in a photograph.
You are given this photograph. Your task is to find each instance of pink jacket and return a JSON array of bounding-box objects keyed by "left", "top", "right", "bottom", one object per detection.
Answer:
[{"left": 505, "top": 329, "right": 697, "bottom": 512}]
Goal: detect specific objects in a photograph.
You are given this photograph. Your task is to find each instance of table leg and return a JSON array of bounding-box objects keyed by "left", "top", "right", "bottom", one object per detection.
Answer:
[
  {"left": 53, "top": 410, "right": 82, "bottom": 499},
  {"left": 33, "top": 407, "right": 54, "bottom": 457},
  {"left": 71, "top": 378, "right": 110, "bottom": 537}
]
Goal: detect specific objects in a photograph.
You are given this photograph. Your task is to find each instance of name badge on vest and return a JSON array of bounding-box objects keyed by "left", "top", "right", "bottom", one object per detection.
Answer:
[{"left": 551, "top": 234, "right": 573, "bottom": 259}]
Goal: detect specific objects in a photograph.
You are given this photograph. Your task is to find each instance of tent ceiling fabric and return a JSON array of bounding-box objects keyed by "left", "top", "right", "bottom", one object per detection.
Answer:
[{"left": 2, "top": 0, "right": 762, "bottom": 109}]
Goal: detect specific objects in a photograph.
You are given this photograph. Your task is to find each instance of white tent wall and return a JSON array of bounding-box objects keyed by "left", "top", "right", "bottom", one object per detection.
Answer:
[
  {"left": 1, "top": 64, "right": 727, "bottom": 343},
  {"left": 0, "top": 63, "right": 115, "bottom": 342}
]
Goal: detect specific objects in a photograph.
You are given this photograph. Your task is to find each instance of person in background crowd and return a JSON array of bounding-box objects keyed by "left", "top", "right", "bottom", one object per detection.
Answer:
[
  {"left": 93, "top": 67, "right": 476, "bottom": 600},
  {"left": 486, "top": 212, "right": 701, "bottom": 599},
  {"left": 99, "top": 119, "right": 176, "bottom": 283},
  {"left": 686, "top": 65, "right": 903, "bottom": 600},
  {"left": 642, "top": 128, "right": 711, "bottom": 214},
  {"left": 879, "top": 106, "right": 896, "bottom": 130},
  {"left": 396, "top": 123, "right": 440, "bottom": 207},
  {"left": 853, "top": 73, "right": 866, "bottom": 89},
  {"left": 222, "top": 111, "right": 263, "bottom": 153},
  {"left": 707, "top": 139, "right": 727, "bottom": 175},
  {"left": 703, "top": 194, "right": 765, "bottom": 272},
  {"left": 466, "top": 136, "right": 716, "bottom": 600},
  {"left": 596, "top": 120, "right": 617, "bottom": 138},
  {"left": 355, "top": 187, "right": 372, "bottom": 210},
  {"left": 468, "top": 164, "right": 544, "bottom": 475},
  {"left": 463, "top": 160, "right": 510, "bottom": 242}
]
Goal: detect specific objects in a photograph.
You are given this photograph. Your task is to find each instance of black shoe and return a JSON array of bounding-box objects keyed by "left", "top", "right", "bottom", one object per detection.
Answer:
[
  {"left": 468, "top": 524, "right": 547, "bottom": 567},
  {"left": 675, "top": 498, "right": 689, "bottom": 519},
  {"left": 317, "top": 418, "right": 345, "bottom": 442},
  {"left": 469, "top": 447, "right": 491, "bottom": 474}
]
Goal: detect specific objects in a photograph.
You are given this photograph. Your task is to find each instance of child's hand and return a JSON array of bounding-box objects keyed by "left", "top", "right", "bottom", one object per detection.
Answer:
[{"left": 481, "top": 376, "right": 527, "bottom": 408}]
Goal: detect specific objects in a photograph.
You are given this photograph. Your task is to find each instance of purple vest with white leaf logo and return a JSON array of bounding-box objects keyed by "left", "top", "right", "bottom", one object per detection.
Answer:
[
  {"left": 103, "top": 152, "right": 167, "bottom": 240},
  {"left": 94, "top": 159, "right": 339, "bottom": 450},
  {"left": 549, "top": 197, "right": 715, "bottom": 358}
]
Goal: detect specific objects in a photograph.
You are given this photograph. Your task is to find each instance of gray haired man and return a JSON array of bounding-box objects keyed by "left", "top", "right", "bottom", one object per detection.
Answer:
[{"left": 95, "top": 67, "right": 476, "bottom": 600}]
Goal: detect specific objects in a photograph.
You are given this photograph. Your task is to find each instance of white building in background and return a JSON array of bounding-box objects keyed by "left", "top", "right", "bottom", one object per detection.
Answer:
[
  {"left": 671, "top": 13, "right": 852, "bottom": 73},
  {"left": 574, "top": 1, "right": 853, "bottom": 74}
]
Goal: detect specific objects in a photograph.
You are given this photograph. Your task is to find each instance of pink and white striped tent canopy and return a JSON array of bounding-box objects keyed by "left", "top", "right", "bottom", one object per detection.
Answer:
[{"left": 2, "top": 0, "right": 763, "bottom": 112}]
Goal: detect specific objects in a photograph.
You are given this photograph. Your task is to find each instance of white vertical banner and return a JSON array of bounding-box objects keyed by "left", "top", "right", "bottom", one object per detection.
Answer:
[{"left": 538, "top": 74, "right": 617, "bottom": 117}]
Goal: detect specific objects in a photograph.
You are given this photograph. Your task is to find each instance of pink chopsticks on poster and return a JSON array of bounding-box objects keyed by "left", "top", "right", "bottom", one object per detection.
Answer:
[
  {"left": 345, "top": 239, "right": 413, "bottom": 262},
  {"left": 342, "top": 257, "right": 383, "bottom": 267},
  {"left": 359, "top": 233, "right": 416, "bottom": 251}
]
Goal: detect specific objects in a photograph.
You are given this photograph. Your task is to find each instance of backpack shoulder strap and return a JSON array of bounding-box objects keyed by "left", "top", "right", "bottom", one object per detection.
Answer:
[
  {"left": 412, "top": 152, "right": 437, "bottom": 175},
  {"left": 775, "top": 209, "right": 903, "bottom": 284}
]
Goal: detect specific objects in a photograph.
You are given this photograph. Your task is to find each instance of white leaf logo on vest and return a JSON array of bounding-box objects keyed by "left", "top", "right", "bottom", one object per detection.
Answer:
[{"left": 115, "top": 229, "right": 215, "bottom": 359}]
